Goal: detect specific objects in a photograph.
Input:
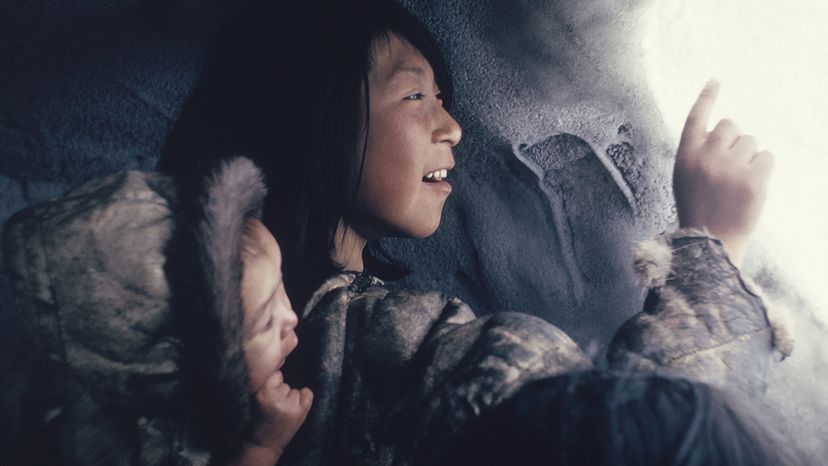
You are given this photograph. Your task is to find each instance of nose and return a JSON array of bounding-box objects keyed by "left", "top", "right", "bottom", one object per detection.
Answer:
[
  {"left": 433, "top": 106, "right": 462, "bottom": 147},
  {"left": 281, "top": 307, "right": 298, "bottom": 339}
]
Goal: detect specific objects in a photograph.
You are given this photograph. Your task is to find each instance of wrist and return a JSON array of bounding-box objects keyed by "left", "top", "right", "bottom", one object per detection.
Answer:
[
  {"left": 714, "top": 234, "right": 747, "bottom": 268},
  {"left": 676, "top": 224, "right": 747, "bottom": 267},
  {"left": 233, "top": 440, "right": 282, "bottom": 466}
]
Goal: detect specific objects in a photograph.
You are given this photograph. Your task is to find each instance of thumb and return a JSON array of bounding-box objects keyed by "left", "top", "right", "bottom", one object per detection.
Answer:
[{"left": 299, "top": 387, "right": 313, "bottom": 410}]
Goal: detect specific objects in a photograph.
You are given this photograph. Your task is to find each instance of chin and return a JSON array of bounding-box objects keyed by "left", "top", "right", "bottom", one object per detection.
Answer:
[
  {"left": 382, "top": 209, "right": 443, "bottom": 238},
  {"left": 392, "top": 219, "right": 440, "bottom": 239},
  {"left": 412, "top": 218, "right": 441, "bottom": 238}
]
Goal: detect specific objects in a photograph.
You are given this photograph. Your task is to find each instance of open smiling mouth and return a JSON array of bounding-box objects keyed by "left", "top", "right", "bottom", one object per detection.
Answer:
[
  {"left": 422, "top": 168, "right": 448, "bottom": 183},
  {"left": 422, "top": 168, "right": 453, "bottom": 194}
]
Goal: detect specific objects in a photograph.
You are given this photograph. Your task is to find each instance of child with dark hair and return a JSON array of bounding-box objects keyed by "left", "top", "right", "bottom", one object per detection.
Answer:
[
  {"left": 438, "top": 371, "right": 800, "bottom": 466},
  {"left": 2, "top": 158, "right": 311, "bottom": 465},
  {"left": 157, "top": 0, "right": 790, "bottom": 464},
  {"left": 160, "top": 0, "right": 460, "bottom": 308}
]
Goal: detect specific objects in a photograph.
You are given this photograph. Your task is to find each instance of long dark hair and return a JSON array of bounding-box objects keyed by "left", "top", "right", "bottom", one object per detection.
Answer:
[
  {"left": 437, "top": 371, "right": 800, "bottom": 466},
  {"left": 159, "top": 0, "right": 454, "bottom": 310}
]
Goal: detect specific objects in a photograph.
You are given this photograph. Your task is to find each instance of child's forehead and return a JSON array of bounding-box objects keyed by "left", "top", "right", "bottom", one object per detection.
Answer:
[
  {"left": 370, "top": 34, "right": 434, "bottom": 83},
  {"left": 240, "top": 224, "right": 283, "bottom": 313},
  {"left": 242, "top": 218, "right": 282, "bottom": 264}
]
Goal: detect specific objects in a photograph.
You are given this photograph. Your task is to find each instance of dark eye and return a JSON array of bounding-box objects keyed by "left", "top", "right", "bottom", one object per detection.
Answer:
[
  {"left": 264, "top": 314, "right": 274, "bottom": 330},
  {"left": 404, "top": 92, "right": 425, "bottom": 101}
]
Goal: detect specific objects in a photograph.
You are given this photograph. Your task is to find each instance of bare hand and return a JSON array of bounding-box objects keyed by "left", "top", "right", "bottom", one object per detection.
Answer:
[
  {"left": 673, "top": 80, "right": 774, "bottom": 266},
  {"left": 248, "top": 371, "right": 313, "bottom": 461}
]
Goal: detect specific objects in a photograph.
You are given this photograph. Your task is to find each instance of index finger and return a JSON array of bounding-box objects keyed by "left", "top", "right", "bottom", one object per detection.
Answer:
[{"left": 680, "top": 79, "right": 720, "bottom": 146}]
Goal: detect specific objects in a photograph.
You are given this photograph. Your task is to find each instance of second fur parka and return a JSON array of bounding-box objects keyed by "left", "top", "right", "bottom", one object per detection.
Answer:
[{"left": 2, "top": 158, "right": 268, "bottom": 464}]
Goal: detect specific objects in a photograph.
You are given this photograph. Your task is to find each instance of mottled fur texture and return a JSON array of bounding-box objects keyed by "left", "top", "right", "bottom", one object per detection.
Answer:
[
  {"left": 631, "top": 227, "right": 793, "bottom": 363},
  {"left": 633, "top": 235, "right": 673, "bottom": 289},
  {"left": 2, "top": 158, "right": 270, "bottom": 464},
  {"left": 165, "top": 157, "right": 267, "bottom": 459},
  {"left": 743, "top": 276, "right": 794, "bottom": 359}
]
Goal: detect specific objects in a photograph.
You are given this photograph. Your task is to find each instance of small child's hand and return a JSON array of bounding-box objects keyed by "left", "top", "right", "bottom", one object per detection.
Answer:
[
  {"left": 246, "top": 371, "right": 313, "bottom": 462},
  {"left": 673, "top": 80, "right": 774, "bottom": 266}
]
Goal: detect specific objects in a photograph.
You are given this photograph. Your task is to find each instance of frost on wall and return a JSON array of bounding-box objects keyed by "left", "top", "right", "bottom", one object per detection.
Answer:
[
  {"left": 385, "top": 0, "right": 828, "bottom": 459},
  {"left": 384, "top": 0, "right": 676, "bottom": 348}
]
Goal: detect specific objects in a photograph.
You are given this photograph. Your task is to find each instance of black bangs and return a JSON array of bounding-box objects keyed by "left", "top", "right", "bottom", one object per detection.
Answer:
[{"left": 361, "top": 1, "right": 455, "bottom": 111}]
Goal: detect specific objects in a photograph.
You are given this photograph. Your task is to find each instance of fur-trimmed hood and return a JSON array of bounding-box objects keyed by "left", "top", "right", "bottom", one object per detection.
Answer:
[{"left": 2, "top": 157, "right": 266, "bottom": 463}]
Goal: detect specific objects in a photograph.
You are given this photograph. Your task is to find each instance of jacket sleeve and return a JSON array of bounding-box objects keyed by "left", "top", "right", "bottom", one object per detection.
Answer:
[
  {"left": 281, "top": 276, "right": 592, "bottom": 466},
  {"left": 399, "top": 309, "right": 591, "bottom": 464},
  {"left": 607, "top": 228, "right": 793, "bottom": 396}
]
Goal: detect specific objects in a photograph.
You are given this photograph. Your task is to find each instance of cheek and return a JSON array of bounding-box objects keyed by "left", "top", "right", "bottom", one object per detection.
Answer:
[
  {"left": 245, "top": 350, "right": 267, "bottom": 390},
  {"left": 361, "top": 160, "right": 420, "bottom": 203},
  {"left": 245, "top": 333, "right": 283, "bottom": 390},
  {"left": 354, "top": 106, "right": 447, "bottom": 237},
  {"left": 361, "top": 118, "right": 424, "bottom": 197}
]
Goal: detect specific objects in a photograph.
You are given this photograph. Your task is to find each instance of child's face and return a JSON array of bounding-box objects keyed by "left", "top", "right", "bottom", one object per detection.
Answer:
[
  {"left": 351, "top": 33, "right": 463, "bottom": 240},
  {"left": 240, "top": 220, "right": 299, "bottom": 392}
]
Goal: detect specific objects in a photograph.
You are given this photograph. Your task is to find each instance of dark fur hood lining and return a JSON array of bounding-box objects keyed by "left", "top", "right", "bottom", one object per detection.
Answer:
[{"left": 164, "top": 157, "right": 267, "bottom": 458}]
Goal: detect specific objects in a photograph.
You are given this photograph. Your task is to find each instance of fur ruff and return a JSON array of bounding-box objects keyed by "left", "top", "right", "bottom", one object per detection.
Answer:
[
  {"left": 633, "top": 228, "right": 715, "bottom": 289},
  {"left": 633, "top": 236, "right": 672, "bottom": 289},
  {"left": 633, "top": 227, "right": 793, "bottom": 360},
  {"left": 743, "top": 276, "right": 794, "bottom": 359},
  {"left": 165, "top": 157, "right": 267, "bottom": 458}
]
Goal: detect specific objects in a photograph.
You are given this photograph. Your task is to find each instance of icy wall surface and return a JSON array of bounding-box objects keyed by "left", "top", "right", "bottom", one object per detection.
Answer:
[
  {"left": 386, "top": 0, "right": 828, "bottom": 458},
  {"left": 1, "top": 0, "right": 826, "bottom": 459},
  {"left": 384, "top": 0, "right": 677, "bottom": 349}
]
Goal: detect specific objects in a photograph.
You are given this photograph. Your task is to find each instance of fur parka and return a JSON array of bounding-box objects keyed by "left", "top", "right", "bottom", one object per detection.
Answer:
[
  {"left": 2, "top": 157, "right": 267, "bottom": 465},
  {"left": 278, "top": 229, "right": 792, "bottom": 466}
]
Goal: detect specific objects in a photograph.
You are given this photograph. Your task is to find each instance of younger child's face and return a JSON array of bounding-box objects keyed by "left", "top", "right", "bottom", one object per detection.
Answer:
[{"left": 240, "top": 219, "right": 299, "bottom": 392}]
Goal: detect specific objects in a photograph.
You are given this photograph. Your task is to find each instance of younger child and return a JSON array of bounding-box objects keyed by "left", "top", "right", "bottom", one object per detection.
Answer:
[
  {"left": 235, "top": 218, "right": 314, "bottom": 465},
  {"left": 2, "top": 157, "right": 311, "bottom": 465}
]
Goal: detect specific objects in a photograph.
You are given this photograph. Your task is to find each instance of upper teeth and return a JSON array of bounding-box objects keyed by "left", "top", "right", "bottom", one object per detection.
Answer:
[{"left": 425, "top": 169, "right": 448, "bottom": 181}]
